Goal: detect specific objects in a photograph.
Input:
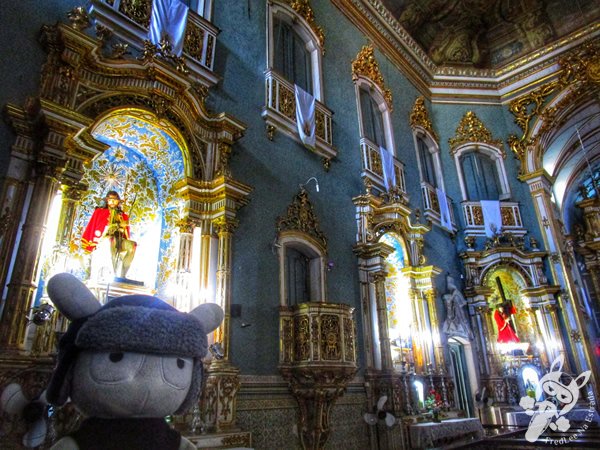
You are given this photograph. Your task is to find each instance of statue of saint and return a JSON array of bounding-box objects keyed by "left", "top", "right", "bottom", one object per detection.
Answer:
[
  {"left": 493, "top": 303, "right": 520, "bottom": 343},
  {"left": 442, "top": 275, "right": 474, "bottom": 340},
  {"left": 82, "top": 191, "right": 137, "bottom": 279}
]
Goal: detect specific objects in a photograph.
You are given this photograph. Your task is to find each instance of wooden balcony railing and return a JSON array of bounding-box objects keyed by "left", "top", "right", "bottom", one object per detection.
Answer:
[
  {"left": 462, "top": 201, "right": 525, "bottom": 235},
  {"left": 421, "top": 183, "right": 456, "bottom": 230},
  {"left": 91, "top": 0, "right": 219, "bottom": 85},
  {"left": 360, "top": 139, "right": 407, "bottom": 201},
  {"left": 263, "top": 70, "right": 336, "bottom": 161}
]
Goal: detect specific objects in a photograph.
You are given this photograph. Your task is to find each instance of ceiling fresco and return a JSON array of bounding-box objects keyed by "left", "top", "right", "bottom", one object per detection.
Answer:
[{"left": 381, "top": 0, "right": 600, "bottom": 68}]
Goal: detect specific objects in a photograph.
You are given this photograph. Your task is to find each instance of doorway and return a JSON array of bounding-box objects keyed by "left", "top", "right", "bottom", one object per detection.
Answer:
[{"left": 448, "top": 338, "right": 473, "bottom": 417}]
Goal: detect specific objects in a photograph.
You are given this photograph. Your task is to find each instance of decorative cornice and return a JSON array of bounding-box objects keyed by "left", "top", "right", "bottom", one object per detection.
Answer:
[
  {"left": 288, "top": 0, "right": 325, "bottom": 52},
  {"left": 409, "top": 97, "right": 438, "bottom": 143},
  {"left": 449, "top": 111, "right": 504, "bottom": 155},
  {"left": 508, "top": 40, "right": 600, "bottom": 171},
  {"left": 351, "top": 45, "right": 393, "bottom": 110},
  {"left": 333, "top": 0, "right": 600, "bottom": 102},
  {"left": 276, "top": 188, "right": 327, "bottom": 251}
]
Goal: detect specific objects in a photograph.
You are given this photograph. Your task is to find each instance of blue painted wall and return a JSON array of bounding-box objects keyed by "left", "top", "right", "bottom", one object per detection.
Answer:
[{"left": 0, "top": 1, "right": 81, "bottom": 181}]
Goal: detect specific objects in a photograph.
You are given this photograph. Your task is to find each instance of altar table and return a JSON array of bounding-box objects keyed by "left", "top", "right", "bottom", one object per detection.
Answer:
[{"left": 409, "top": 417, "right": 484, "bottom": 449}]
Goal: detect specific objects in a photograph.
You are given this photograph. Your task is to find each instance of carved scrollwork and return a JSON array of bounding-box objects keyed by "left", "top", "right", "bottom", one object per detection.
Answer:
[
  {"left": 351, "top": 45, "right": 393, "bottom": 111},
  {"left": 288, "top": 0, "right": 325, "bottom": 52},
  {"left": 409, "top": 96, "right": 439, "bottom": 143},
  {"left": 119, "top": 0, "right": 152, "bottom": 28},
  {"left": 449, "top": 111, "right": 504, "bottom": 154},
  {"left": 276, "top": 188, "right": 328, "bottom": 251}
]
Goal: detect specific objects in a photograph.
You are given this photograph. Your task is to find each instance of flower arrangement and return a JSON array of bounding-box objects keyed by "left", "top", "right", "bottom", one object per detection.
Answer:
[{"left": 424, "top": 389, "right": 444, "bottom": 422}]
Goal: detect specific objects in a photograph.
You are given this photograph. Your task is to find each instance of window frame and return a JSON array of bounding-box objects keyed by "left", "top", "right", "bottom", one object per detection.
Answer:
[
  {"left": 354, "top": 76, "right": 395, "bottom": 155},
  {"left": 267, "top": 2, "right": 323, "bottom": 101},
  {"left": 277, "top": 232, "right": 327, "bottom": 306},
  {"left": 413, "top": 129, "right": 443, "bottom": 190},
  {"left": 453, "top": 143, "right": 511, "bottom": 201}
]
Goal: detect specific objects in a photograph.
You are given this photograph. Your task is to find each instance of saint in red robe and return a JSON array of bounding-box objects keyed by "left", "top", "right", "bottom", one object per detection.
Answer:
[
  {"left": 81, "top": 208, "right": 131, "bottom": 252},
  {"left": 494, "top": 306, "right": 520, "bottom": 343}
]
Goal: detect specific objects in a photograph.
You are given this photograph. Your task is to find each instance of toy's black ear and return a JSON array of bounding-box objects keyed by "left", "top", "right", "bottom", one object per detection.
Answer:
[
  {"left": 47, "top": 273, "right": 101, "bottom": 320},
  {"left": 189, "top": 303, "right": 224, "bottom": 333}
]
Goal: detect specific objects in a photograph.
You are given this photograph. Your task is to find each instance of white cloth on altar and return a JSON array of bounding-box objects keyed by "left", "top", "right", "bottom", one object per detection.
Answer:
[
  {"left": 379, "top": 146, "right": 396, "bottom": 191},
  {"left": 480, "top": 200, "right": 502, "bottom": 237},
  {"left": 149, "top": 0, "right": 189, "bottom": 56},
  {"left": 294, "top": 84, "right": 316, "bottom": 150},
  {"left": 436, "top": 188, "right": 452, "bottom": 230}
]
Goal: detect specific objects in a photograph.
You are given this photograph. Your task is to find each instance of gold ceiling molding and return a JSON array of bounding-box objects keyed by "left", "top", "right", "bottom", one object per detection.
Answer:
[
  {"left": 287, "top": 0, "right": 325, "bottom": 52},
  {"left": 508, "top": 40, "right": 600, "bottom": 172},
  {"left": 277, "top": 187, "right": 328, "bottom": 251},
  {"left": 351, "top": 45, "right": 393, "bottom": 111},
  {"left": 449, "top": 111, "right": 504, "bottom": 155},
  {"left": 409, "top": 96, "right": 438, "bottom": 143}
]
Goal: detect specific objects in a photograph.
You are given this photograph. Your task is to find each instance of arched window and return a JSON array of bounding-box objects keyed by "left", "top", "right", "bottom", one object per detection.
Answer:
[
  {"left": 460, "top": 151, "right": 501, "bottom": 200},
  {"left": 453, "top": 145, "right": 510, "bottom": 202},
  {"left": 278, "top": 234, "right": 326, "bottom": 306},
  {"left": 267, "top": 3, "right": 323, "bottom": 100},
  {"left": 359, "top": 86, "right": 386, "bottom": 147},
  {"left": 355, "top": 79, "right": 394, "bottom": 153},
  {"left": 273, "top": 17, "right": 312, "bottom": 94},
  {"left": 417, "top": 136, "right": 437, "bottom": 188}
]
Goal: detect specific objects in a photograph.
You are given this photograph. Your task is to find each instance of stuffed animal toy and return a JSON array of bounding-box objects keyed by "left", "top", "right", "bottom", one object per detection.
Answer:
[{"left": 44, "top": 272, "right": 223, "bottom": 450}]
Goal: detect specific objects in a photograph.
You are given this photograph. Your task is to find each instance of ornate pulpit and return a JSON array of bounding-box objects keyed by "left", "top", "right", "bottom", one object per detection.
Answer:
[{"left": 279, "top": 301, "right": 358, "bottom": 450}]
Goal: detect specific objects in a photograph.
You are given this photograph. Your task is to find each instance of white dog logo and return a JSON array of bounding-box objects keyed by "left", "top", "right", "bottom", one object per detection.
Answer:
[{"left": 519, "top": 355, "right": 591, "bottom": 442}]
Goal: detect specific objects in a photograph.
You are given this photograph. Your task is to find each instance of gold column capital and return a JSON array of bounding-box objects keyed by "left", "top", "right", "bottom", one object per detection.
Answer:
[{"left": 213, "top": 216, "right": 238, "bottom": 234}]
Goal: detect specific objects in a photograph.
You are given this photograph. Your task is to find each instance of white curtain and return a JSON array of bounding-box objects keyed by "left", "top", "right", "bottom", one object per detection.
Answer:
[
  {"left": 295, "top": 84, "right": 316, "bottom": 150},
  {"left": 149, "top": 0, "right": 189, "bottom": 56},
  {"left": 379, "top": 146, "right": 396, "bottom": 191},
  {"left": 436, "top": 188, "right": 452, "bottom": 230},
  {"left": 480, "top": 200, "right": 502, "bottom": 237}
]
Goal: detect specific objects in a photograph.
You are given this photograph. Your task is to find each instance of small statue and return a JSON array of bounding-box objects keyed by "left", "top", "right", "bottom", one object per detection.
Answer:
[{"left": 81, "top": 191, "right": 137, "bottom": 279}]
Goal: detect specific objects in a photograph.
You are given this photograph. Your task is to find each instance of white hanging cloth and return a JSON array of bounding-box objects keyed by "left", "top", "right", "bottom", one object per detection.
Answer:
[
  {"left": 149, "top": 0, "right": 189, "bottom": 56},
  {"left": 480, "top": 200, "right": 502, "bottom": 237},
  {"left": 436, "top": 188, "right": 452, "bottom": 230},
  {"left": 294, "top": 85, "right": 316, "bottom": 150},
  {"left": 379, "top": 146, "right": 396, "bottom": 192}
]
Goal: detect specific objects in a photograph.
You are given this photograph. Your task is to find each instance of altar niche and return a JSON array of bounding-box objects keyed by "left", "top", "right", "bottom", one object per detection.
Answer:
[{"left": 34, "top": 108, "right": 190, "bottom": 304}]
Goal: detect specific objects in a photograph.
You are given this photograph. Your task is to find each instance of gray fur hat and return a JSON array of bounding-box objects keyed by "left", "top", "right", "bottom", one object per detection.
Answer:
[{"left": 46, "top": 273, "right": 223, "bottom": 415}]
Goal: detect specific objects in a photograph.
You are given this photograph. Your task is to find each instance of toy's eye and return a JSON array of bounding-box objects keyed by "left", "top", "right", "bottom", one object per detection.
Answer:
[
  {"left": 87, "top": 352, "right": 143, "bottom": 384},
  {"left": 162, "top": 356, "right": 193, "bottom": 389},
  {"left": 109, "top": 352, "right": 124, "bottom": 362}
]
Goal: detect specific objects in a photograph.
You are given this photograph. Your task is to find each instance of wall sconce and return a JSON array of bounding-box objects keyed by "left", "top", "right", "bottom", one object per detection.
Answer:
[{"left": 300, "top": 177, "right": 319, "bottom": 192}]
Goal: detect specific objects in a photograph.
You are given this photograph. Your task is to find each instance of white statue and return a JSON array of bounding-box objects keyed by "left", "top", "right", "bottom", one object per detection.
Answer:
[{"left": 442, "top": 275, "right": 474, "bottom": 340}]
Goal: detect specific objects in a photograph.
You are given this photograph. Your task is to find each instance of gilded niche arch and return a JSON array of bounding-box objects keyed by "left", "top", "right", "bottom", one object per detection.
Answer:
[
  {"left": 508, "top": 41, "right": 600, "bottom": 176},
  {"left": 67, "top": 108, "right": 191, "bottom": 290}
]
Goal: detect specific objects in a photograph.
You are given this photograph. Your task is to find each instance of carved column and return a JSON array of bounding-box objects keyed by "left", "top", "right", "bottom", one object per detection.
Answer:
[
  {"left": 202, "top": 216, "right": 240, "bottom": 432},
  {"left": 525, "top": 172, "right": 598, "bottom": 389},
  {"left": 424, "top": 288, "right": 445, "bottom": 371},
  {"left": 353, "top": 242, "right": 394, "bottom": 371},
  {"left": 472, "top": 305, "right": 491, "bottom": 376},
  {"left": 0, "top": 160, "right": 63, "bottom": 351},
  {"left": 213, "top": 216, "right": 237, "bottom": 360}
]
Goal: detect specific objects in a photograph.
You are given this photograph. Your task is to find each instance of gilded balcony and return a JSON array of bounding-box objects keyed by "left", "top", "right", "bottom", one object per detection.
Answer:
[
  {"left": 360, "top": 139, "right": 408, "bottom": 201},
  {"left": 462, "top": 201, "right": 525, "bottom": 236},
  {"left": 90, "top": 0, "right": 219, "bottom": 86},
  {"left": 421, "top": 182, "right": 457, "bottom": 231},
  {"left": 262, "top": 70, "right": 336, "bottom": 161}
]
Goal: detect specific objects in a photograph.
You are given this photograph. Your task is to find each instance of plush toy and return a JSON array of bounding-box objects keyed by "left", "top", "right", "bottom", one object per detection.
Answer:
[{"left": 45, "top": 272, "right": 223, "bottom": 450}]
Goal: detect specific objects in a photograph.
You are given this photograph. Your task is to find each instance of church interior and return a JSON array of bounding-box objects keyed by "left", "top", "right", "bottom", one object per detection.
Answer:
[{"left": 1, "top": 0, "right": 600, "bottom": 449}]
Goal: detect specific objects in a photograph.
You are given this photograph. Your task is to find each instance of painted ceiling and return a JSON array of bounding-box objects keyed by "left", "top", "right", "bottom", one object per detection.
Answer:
[{"left": 380, "top": 0, "right": 600, "bottom": 68}]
